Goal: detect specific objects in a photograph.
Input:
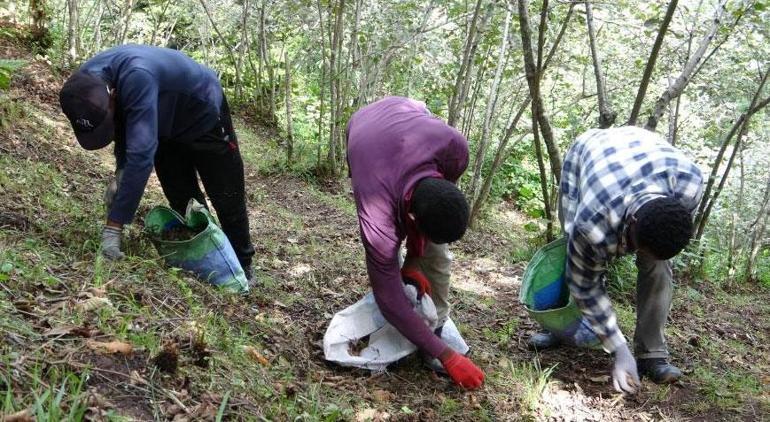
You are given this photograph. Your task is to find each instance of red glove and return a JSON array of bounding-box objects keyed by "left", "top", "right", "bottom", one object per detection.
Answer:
[
  {"left": 440, "top": 349, "right": 485, "bottom": 389},
  {"left": 401, "top": 267, "right": 432, "bottom": 298}
]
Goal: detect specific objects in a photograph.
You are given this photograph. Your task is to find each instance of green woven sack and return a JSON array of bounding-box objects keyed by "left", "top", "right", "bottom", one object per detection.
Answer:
[
  {"left": 520, "top": 237, "right": 600, "bottom": 348},
  {"left": 144, "top": 200, "right": 248, "bottom": 293}
]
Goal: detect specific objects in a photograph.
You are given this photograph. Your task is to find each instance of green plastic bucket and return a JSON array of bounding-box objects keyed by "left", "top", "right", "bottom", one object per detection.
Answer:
[
  {"left": 519, "top": 237, "right": 600, "bottom": 348},
  {"left": 144, "top": 200, "right": 248, "bottom": 293}
]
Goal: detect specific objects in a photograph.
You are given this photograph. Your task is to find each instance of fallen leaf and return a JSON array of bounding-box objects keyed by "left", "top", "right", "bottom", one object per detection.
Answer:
[
  {"left": 355, "top": 408, "right": 378, "bottom": 422},
  {"left": 43, "top": 325, "right": 96, "bottom": 338},
  {"left": 2, "top": 409, "right": 33, "bottom": 422},
  {"left": 87, "top": 340, "right": 133, "bottom": 355},
  {"left": 355, "top": 408, "right": 389, "bottom": 422},
  {"left": 43, "top": 325, "right": 80, "bottom": 337},
  {"left": 588, "top": 375, "right": 610, "bottom": 383},
  {"left": 86, "top": 287, "right": 107, "bottom": 297},
  {"left": 242, "top": 346, "right": 269, "bottom": 366},
  {"left": 129, "top": 370, "right": 146, "bottom": 385},
  {"left": 288, "top": 263, "right": 313, "bottom": 277},
  {"left": 372, "top": 389, "right": 392, "bottom": 404},
  {"left": 78, "top": 297, "right": 113, "bottom": 312}
]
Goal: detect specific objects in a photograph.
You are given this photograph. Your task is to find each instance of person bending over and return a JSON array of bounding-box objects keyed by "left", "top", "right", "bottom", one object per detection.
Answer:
[
  {"left": 59, "top": 44, "right": 255, "bottom": 279},
  {"left": 346, "top": 96, "right": 484, "bottom": 389},
  {"left": 530, "top": 126, "right": 703, "bottom": 393}
]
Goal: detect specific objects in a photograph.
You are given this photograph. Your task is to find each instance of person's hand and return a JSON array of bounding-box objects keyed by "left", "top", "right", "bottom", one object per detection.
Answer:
[
  {"left": 612, "top": 343, "right": 640, "bottom": 394},
  {"left": 439, "top": 349, "right": 485, "bottom": 389},
  {"left": 101, "top": 225, "right": 125, "bottom": 260},
  {"left": 401, "top": 267, "right": 432, "bottom": 298},
  {"left": 104, "top": 168, "right": 124, "bottom": 211}
]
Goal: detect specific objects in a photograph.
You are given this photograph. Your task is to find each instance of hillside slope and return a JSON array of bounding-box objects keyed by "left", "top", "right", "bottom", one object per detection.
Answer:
[{"left": 1, "top": 30, "right": 768, "bottom": 421}]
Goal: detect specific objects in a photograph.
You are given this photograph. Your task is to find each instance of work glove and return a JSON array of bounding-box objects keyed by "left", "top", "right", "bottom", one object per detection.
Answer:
[
  {"left": 440, "top": 349, "right": 485, "bottom": 389},
  {"left": 401, "top": 267, "right": 432, "bottom": 298},
  {"left": 101, "top": 225, "right": 125, "bottom": 260},
  {"left": 612, "top": 343, "right": 640, "bottom": 394},
  {"left": 104, "top": 168, "right": 124, "bottom": 211}
]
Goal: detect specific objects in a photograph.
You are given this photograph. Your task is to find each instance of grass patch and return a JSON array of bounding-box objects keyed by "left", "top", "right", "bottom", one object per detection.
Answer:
[
  {"left": 691, "top": 367, "right": 763, "bottom": 411},
  {"left": 509, "top": 358, "right": 556, "bottom": 417},
  {"left": 1, "top": 362, "right": 90, "bottom": 420}
]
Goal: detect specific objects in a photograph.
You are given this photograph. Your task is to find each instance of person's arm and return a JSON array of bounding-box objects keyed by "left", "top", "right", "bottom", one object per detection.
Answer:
[
  {"left": 567, "top": 224, "right": 640, "bottom": 394},
  {"left": 359, "top": 218, "right": 447, "bottom": 358},
  {"left": 107, "top": 69, "right": 159, "bottom": 225},
  {"left": 565, "top": 228, "right": 626, "bottom": 353}
]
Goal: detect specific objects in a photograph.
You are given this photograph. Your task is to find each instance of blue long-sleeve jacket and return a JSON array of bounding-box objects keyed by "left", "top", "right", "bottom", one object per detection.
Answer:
[{"left": 78, "top": 44, "right": 224, "bottom": 224}]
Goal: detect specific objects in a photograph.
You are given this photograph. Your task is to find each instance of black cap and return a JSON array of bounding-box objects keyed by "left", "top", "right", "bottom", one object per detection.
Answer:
[{"left": 59, "top": 71, "right": 115, "bottom": 150}]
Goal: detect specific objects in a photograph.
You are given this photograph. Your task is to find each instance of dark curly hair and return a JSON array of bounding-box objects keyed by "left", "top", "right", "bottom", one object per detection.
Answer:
[
  {"left": 411, "top": 178, "right": 469, "bottom": 244},
  {"left": 634, "top": 196, "right": 694, "bottom": 260}
]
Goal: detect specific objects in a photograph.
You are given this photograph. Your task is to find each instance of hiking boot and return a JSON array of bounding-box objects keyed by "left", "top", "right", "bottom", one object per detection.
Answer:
[
  {"left": 637, "top": 358, "right": 682, "bottom": 384},
  {"left": 527, "top": 331, "right": 561, "bottom": 350}
]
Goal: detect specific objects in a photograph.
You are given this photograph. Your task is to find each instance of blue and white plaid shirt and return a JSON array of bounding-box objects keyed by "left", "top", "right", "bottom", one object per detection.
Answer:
[{"left": 559, "top": 127, "right": 703, "bottom": 352}]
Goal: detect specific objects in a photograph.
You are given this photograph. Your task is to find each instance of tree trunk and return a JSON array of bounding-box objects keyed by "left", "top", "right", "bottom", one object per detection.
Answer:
[
  {"left": 316, "top": 0, "right": 327, "bottom": 168},
  {"left": 726, "top": 146, "right": 744, "bottom": 282},
  {"left": 454, "top": 3, "right": 495, "bottom": 128},
  {"left": 460, "top": 45, "right": 491, "bottom": 137},
  {"left": 29, "top": 0, "right": 50, "bottom": 48},
  {"left": 161, "top": 17, "right": 177, "bottom": 47},
  {"left": 468, "top": 1, "right": 573, "bottom": 226},
  {"left": 517, "top": 0, "right": 561, "bottom": 182},
  {"left": 256, "top": 2, "right": 266, "bottom": 110},
  {"left": 467, "top": 9, "right": 511, "bottom": 208},
  {"left": 118, "top": 0, "right": 134, "bottom": 45},
  {"left": 149, "top": 0, "right": 172, "bottom": 46},
  {"left": 585, "top": 1, "right": 616, "bottom": 128},
  {"left": 532, "top": 115, "right": 554, "bottom": 241},
  {"left": 198, "top": 0, "right": 239, "bottom": 83},
  {"left": 447, "top": 0, "right": 484, "bottom": 127},
  {"left": 745, "top": 172, "right": 770, "bottom": 283},
  {"left": 284, "top": 50, "right": 294, "bottom": 166},
  {"left": 355, "top": 0, "right": 435, "bottom": 106},
  {"left": 94, "top": 0, "right": 103, "bottom": 51},
  {"left": 67, "top": 0, "right": 80, "bottom": 65},
  {"left": 235, "top": 0, "right": 249, "bottom": 101},
  {"left": 469, "top": 99, "right": 530, "bottom": 226},
  {"left": 694, "top": 70, "right": 770, "bottom": 237},
  {"left": 695, "top": 122, "right": 747, "bottom": 241},
  {"left": 645, "top": 1, "right": 727, "bottom": 131},
  {"left": 326, "top": 0, "right": 346, "bottom": 175},
  {"left": 627, "top": 0, "right": 678, "bottom": 126},
  {"left": 667, "top": 79, "right": 681, "bottom": 145}
]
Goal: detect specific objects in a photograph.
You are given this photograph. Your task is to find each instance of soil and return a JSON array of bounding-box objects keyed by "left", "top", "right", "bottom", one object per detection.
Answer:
[
  {"left": 159, "top": 225, "right": 204, "bottom": 241},
  {"left": 348, "top": 335, "right": 371, "bottom": 357},
  {"left": 152, "top": 342, "right": 180, "bottom": 374}
]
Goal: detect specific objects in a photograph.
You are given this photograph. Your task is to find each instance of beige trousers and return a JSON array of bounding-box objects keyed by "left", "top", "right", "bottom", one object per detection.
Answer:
[{"left": 403, "top": 241, "right": 453, "bottom": 326}]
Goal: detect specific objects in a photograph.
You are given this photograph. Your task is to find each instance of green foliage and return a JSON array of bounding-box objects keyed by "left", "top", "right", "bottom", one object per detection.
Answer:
[
  {"left": 1, "top": 365, "right": 90, "bottom": 420},
  {"left": 0, "top": 59, "right": 26, "bottom": 91},
  {"left": 489, "top": 140, "right": 546, "bottom": 218}
]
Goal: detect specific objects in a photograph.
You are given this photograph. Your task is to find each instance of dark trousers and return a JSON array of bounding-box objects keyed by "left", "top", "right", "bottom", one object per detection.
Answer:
[{"left": 154, "top": 97, "right": 255, "bottom": 271}]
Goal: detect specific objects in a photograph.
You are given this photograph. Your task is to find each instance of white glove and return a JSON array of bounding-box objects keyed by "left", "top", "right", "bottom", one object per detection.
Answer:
[
  {"left": 101, "top": 225, "right": 125, "bottom": 260},
  {"left": 612, "top": 342, "right": 641, "bottom": 394}
]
